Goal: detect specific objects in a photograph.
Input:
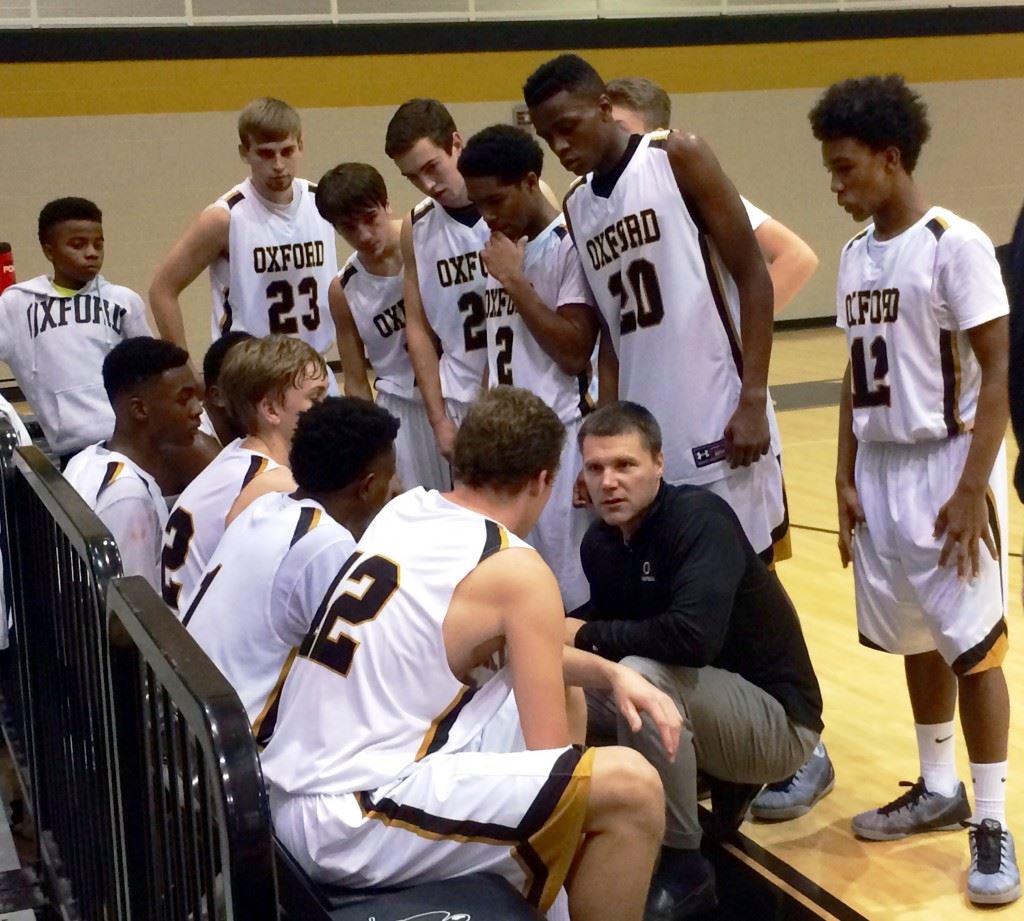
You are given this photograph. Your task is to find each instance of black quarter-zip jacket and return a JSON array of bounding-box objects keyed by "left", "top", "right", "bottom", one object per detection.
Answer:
[{"left": 576, "top": 481, "right": 824, "bottom": 733}]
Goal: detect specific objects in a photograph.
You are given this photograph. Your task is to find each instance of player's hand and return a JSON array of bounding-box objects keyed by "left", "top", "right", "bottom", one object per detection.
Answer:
[
  {"left": 481, "top": 232, "right": 527, "bottom": 285},
  {"left": 432, "top": 416, "right": 459, "bottom": 462},
  {"left": 836, "top": 478, "right": 864, "bottom": 568},
  {"left": 934, "top": 485, "right": 997, "bottom": 580},
  {"left": 724, "top": 398, "right": 770, "bottom": 468},
  {"left": 608, "top": 665, "right": 681, "bottom": 761},
  {"left": 572, "top": 468, "right": 592, "bottom": 508}
]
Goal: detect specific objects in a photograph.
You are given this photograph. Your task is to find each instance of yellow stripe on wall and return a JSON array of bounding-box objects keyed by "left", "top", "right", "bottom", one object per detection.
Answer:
[{"left": 2, "top": 32, "right": 1024, "bottom": 119}]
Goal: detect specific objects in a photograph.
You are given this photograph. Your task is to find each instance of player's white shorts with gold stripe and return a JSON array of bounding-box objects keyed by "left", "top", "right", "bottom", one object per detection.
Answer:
[
  {"left": 695, "top": 452, "right": 789, "bottom": 563},
  {"left": 375, "top": 390, "right": 450, "bottom": 492},
  {"left": 270, "top": 692, "right": 593, "bottom": 912},
  {"left": 852, "top": 434, "right": 1008, "bottom": 673}
]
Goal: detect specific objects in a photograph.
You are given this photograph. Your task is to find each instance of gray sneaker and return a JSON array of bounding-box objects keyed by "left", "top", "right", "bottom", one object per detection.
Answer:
[
  {"left": 750, "top": 745, "right": 835, "bottom": 821},
  {"left": 852, "top": 778, "right": 971, "bottom": 841},
  {"left": 967, "top": 819, "right": 1021, "bottom": 905}
]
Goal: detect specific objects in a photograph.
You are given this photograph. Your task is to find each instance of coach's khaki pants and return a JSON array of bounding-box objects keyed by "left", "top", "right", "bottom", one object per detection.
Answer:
[{"left": 586, "top": 656, "right": 819, "bottom": 850}]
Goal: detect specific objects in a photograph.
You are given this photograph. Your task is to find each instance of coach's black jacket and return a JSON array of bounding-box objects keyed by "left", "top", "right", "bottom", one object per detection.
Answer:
[{"left": 576, "top": 481, "right": 824, "bottom": 733}]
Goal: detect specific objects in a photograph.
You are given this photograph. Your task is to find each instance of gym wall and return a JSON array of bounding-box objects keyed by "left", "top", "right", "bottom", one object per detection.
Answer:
[{"left": 1, "top": 8, "right": 1022, "bottom": 369}]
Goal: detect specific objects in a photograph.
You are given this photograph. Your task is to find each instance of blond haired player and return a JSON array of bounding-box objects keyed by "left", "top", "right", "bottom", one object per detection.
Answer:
[
  {"left": 161, "top": 335, "right": 328, "bottom": 614},
  {"left": 263, "top": 387, "right": 680, "bottom": 921},
  {"left": 150, "top": 97, "right": 339, "bottom": 392}
]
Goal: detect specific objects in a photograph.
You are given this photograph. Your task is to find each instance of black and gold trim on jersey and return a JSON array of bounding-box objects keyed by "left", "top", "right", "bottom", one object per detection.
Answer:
[
  {"left": 97, "top": 460, "right": 125, "bottom": 497},
  {"left": 926, "top": 215, "right": 950, "bottom": 240},
  {"left": 339, "top": 263, "right": 359, "bottom": 289},
  {"left": 289, "top": 506, "right": 322, "bottom": 549},
  {"left": 306, "top": 182, "right": 318, "bottom": 194},
  {"left": 553, "top": 224, "right": 568, "bottom": 240},
  {"left": 414, "top": 684, "right": 480, "bottom": 761},
  {"left": 180, "top": 563, "right": 221, "bottom": 628},
  {"left": 985, "top": 485, "right": 1004, "bottom": 610},
  {"left": 955, "top": 617, "right": 1009, "bottom": 676},
  {"left": 220, "top": 293, "right": 234, "bottom": 333},
  {"left": 479, "top": 519, "right": 510, "bottom": 563},
  {"left": 843, "top": 228, "right": 869, "bottom": 254},
  {"left": 253, "top": 646, "right": 298, "bottom": 747},
  {"left": 356, "top": 745, "right": 594, "bottom": 910},
  {"left": 225, "top": 190, "right": 245, "bottom": 209},
  {"left": 697, "top": 233, "right": 744, "bottom": 376},
  {"left": 938, "top": 330, "right": 966, "bottom": 437},
  {"left": 647, "top": 128, "right": 672, "bottom": 150},
  {"left": 561, "top": 177, "right": 587, "bottom": 243},
  {"left": 760, "top": 457, "right": 791, "bottom": 567},
  {"left": 241, "top": 455, "right": 270, "bottom": 490},
  {"left": 411, "top": 201, "right": 435, "bottom": 225}
]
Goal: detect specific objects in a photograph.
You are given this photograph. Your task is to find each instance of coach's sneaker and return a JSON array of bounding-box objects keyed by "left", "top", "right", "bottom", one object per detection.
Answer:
[
  {"left": 966, "top": 819, "right": 1021, "bottom": 905},
  {"left": 851, "top": 777, "right": 971, "bottom": 841},
  {"left": 750, "top": 744, "right": 835, "bottom": 821}
]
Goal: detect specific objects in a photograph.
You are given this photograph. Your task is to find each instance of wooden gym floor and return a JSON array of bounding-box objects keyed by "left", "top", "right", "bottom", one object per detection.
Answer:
[{"left": 721, "top": 325, "right": 1023, "bottom": 920}]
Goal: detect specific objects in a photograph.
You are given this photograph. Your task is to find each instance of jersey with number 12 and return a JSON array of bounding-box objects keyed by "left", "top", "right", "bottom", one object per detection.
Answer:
[
  {"left": 836, "top": 206, "right": 1008, "bottom": 444},
  {"left": 564, "top": 131, "right": 779, "bottom": 486}
]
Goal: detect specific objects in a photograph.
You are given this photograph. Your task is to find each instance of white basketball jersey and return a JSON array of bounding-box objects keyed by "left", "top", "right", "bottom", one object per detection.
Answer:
[
  {"left": 260, "top": 487, "right": 531, "bottom": 797},
  {"left": 209, "top": 178, "right": 338, "bottom": 354},
  {"left": 161, "top": 438, "right": 279, "bottom": 613},
  {"left": 564, "top": 131, "right": 779, "bottom": 485},
  {"left": 338, "top": 255, "right": 416, "bottom": 399},
  {"left": 836, "top": 206, "right": 1009, "bottom": 444},
  {"left": 182, "top": 492, "right": 354, "bottom": 743},
  {"left": 65, "top": 442, "right": 167, "bottom": 588},
  {"left": 0, "top": 275, "right": 152, "bottom": 454},
  {"left": 409, "top": 198, "right": 490, "bottom": 403},
  {"left": 484, "top": 217, "right": 593, "bottom": 426}
]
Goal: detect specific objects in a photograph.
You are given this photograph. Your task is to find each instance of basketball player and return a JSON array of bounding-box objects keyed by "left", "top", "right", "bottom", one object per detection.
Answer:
[
  {"left": 0, "top": 198, "right": 152, "bottom": 465},
  {"left": 199, "top": 330, "right": 253, "bottom": 446},
  {"left": 160, "top": 335, "right": 328, "bottom": 614},
  {"left": 524, "top": 56, "right": 788, "bottom": 567},
  {"left": 149, "top": 97, "right": 339, "bottom": 392},
  {"left": 811, "top": 75, "right": 1018, "bottom": 904},
  {"left": 458, "top": 124, "right": 598, "bottom": 612},
  {"left": 385, "top": 99, "right": 491, "bottom": 461},
  {"left": 605, "top": 77, "right": 818, "bottom": 315},
  {"left": 575, "top": 401, "right": 824, "bottom": 919},
  {"left": 65, "top": 337, "right": 201, "bottom": 590},
  {"left": 261, "top": 387, "right": 681, "bottom": 921},
  {"left": 182, "top": 397, "right": 398, "bottom": 742},
  {"left": 315, "top": 162, "right": 449, "bottom": 490}
]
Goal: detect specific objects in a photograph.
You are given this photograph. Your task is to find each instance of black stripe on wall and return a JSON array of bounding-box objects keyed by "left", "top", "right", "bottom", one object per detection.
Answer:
[{"left": 1, "top": 7, "right": 1023, "bottom": 63}]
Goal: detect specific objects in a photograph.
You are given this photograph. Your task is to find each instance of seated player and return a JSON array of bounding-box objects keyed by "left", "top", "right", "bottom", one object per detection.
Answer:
[
  {"left": 812, "top": 74, "right": 1018, "bottom": 905},
  {"left": 65, "top": 337, "right": 201, "bottom": 589},
  {"left": 182, "top": 397, "right": 398, "bottom": 742},
  {"left": 200, "top": 331, "right": 254, "bottom": 446},
  {"left": 315, "top": 162, "right": 449, "bottom": 490},
  {"left": 261, "top": 387, "right": 682, "bottom": 921},
  {"left": 605, "top": 77, "right": 818, "bottom": 315},
  {"left": 573, "top": 402, "right": 824, "bottom": 920},
  {"left": 0, "top": 198, "right": 152, "bottom": 466},
  {"left": 458, "top": 124, "right": 599, "bottom": 612},
  {"left": 161, "top": 335, "right": 328, "bottom": 614}
]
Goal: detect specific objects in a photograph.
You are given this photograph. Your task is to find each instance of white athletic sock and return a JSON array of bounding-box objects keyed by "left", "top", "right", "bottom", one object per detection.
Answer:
[
  {"left": 915, "top": 721, "right": 959, "bottom": 797},
  {"left": 971, "top": 760, "right": 1008, "bottom": 827}
]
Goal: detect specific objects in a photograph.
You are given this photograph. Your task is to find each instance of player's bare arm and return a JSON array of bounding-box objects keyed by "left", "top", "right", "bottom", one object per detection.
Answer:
[
  {"left": 327, "top": 277, "right": 373, "bottom": 401},
  {"left": 400, "top": 217, "right": 457, "bottom": 459},
  {"left": 667, "top": 132, "right": 773, "bottom": 467},
  {"left": 755, "top": 218, "right": 819, "bottom": 314},
  {"left": 481, "top": 232, "right": 599, "bottom": 375},
  {"left": 561, "top": 640, "right": 681, "bottom": 760},
  {"left": 149, "top": 206, "right": 231, "bottom": 350},
  {"left": 835, "top": 362, "right": 864, "bottom": 568},
  {"left": 444, "top": 547, "right": 571, "bottom": 749},
  {"left": 225, "top": 466, "right": 297, "bottom": 528},
  {"left": 934, "top": 315, "right": 1009, "bottom": 578}
]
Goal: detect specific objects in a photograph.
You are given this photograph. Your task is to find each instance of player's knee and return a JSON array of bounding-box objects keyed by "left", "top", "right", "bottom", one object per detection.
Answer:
[
  {"left": 619, "top": 655, "right": 673, "bottom": 693},
  {"left": 591, "top": 746, "right": 665, "bottom": 837}
]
